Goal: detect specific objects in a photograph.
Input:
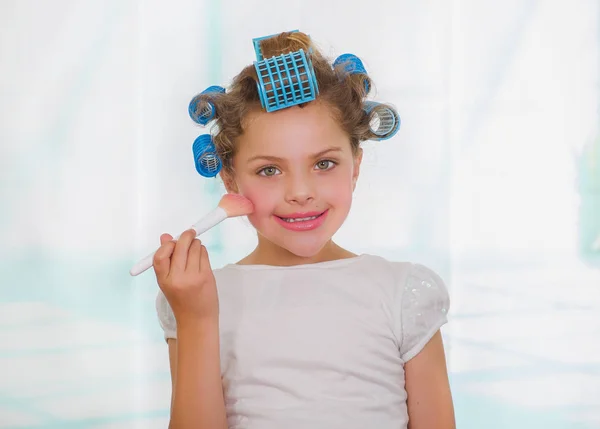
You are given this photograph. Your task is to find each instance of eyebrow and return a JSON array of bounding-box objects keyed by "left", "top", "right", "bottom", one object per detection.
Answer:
[{"left": 246, "top": 147, "right": 344, "bottom": 163}]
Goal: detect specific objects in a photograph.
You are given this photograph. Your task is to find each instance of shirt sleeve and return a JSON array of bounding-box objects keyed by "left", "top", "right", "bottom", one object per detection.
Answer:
[
  {"left": 397, "top": 263, "right": 450, "bottom": 362},
  {"left": 155, "top": 290, "right": 177, "bottom": 341}
]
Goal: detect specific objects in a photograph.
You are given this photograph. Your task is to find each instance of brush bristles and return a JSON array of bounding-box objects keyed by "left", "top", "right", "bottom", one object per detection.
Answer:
[{"left": 218, "top": 193, "right": 254, "bottom": 217}]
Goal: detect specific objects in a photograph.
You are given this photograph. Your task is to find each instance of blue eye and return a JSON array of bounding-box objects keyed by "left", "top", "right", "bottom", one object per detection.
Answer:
[{"left": 258, "top": 166, "right": 281, "bottom": 177}]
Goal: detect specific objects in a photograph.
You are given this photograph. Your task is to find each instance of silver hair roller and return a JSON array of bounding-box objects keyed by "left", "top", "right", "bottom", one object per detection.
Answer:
[{"left": 363, "top": 101, "right": 401, "bottom": 141}]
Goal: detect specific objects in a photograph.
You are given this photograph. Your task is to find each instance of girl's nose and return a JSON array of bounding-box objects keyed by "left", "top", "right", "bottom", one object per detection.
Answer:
[{"left": 284, "top": 173, "right": 315, "bottom": 205}]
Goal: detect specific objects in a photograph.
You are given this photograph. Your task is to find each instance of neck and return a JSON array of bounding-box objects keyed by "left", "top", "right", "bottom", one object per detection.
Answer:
[{"left": 238, "top": 238, "right": 356, "bottom": 267}]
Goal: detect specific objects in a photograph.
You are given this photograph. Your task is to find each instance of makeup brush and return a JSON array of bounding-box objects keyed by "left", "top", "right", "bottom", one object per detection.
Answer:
[{"left": 129, "top": 194, "right": 254, "bottom": 276}]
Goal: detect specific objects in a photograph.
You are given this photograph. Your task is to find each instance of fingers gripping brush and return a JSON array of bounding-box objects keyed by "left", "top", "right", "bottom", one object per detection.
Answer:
[{"left": 129, "top": 194, "right": 254, "bottom": 276}]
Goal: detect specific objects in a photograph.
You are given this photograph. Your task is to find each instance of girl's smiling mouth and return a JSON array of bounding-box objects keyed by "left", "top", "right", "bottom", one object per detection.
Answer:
[{"left": 274, "top": 210, "right": 329, "bottom": 230}]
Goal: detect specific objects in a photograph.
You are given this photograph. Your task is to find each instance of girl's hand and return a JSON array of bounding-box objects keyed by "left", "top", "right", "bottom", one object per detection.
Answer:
[{"left": 153, "top": 229, "right": 219, "bottom": 323}]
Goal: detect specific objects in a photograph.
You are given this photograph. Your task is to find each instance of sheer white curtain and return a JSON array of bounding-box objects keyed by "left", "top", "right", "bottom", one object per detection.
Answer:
[{"left": 1, "top": 1, "right": 598, "bottom": 428}]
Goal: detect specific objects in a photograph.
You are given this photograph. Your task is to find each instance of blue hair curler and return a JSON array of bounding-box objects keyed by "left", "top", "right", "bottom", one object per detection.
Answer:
[
  {"left": 253, "top": 30, "right": 299, "bottom": 61},
  {"left": 192, "top": 134, "right": 222, "bottom": 177},
  {"left": 254, "top": 49, "right": 319, "bottom": 113},
  {"left": 333, "top": 53, "right": 370, "bottom": 93},
  {"left": 364, "top": 101, "right": 401, "bottom": 140},
  {"left": 188, "top": 85, "right": 226, "bottom": 126}
]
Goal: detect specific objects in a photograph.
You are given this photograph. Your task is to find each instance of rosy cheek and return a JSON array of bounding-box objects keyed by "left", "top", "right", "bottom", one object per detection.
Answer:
[
  {"left": 321, "top": 175, "right": 352, "bottom": 198},
  {"left": 237, "top": 182, "right": 275, "bottom": 223},
  {"left": 246, "top": 201, "right": 275, "bottom": 230}
]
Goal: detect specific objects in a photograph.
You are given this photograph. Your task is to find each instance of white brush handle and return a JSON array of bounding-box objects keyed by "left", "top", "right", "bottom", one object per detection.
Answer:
[{"left": 129, "top": 207, "right": 228, "bottom": 277}]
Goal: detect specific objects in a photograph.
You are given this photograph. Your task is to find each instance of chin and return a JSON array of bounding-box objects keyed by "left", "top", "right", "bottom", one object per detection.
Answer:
[
  {"left": 255, "top": 227, "right": 333, "bottom": 260},
  {"left": 280, "top": 240, "right": 328, "bottom": 259},
  {"left": 275, "top": 224, "right": 343, "bottom": 259}
]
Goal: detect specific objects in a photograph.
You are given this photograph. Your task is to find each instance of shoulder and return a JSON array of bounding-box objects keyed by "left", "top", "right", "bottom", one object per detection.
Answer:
[
  {"left": 393, "top": 261, "right": 450, "bottom": 362},
  {"left": 398, "top": 262, "right": 450, "bottom": 320},
  {"left": 361, "top": 255, "right": 450, "bottom": 360},
  {"left": 377, "top": 256, "right": 449, "bottom": 313},
  {"left": 348, "top": 253, "right": 411, "bottom": 275},
  {"left": 359, "top": 255, "right": 446, "bottom": 291}
]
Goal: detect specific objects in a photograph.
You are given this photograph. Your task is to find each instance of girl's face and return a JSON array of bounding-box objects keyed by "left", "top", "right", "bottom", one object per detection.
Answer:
[{"left": 226, "top": 102, "right": 362, "bottom": 261}]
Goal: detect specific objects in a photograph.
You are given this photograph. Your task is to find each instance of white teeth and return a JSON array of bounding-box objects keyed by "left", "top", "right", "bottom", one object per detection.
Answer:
[{"left": 282, "top": 215, "right": 319, "bottom": 223}]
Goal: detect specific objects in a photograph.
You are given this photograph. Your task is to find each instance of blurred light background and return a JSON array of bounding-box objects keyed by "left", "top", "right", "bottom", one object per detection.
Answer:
[{"left": 1, "top": 0, "right": 599, "bottom": 428}]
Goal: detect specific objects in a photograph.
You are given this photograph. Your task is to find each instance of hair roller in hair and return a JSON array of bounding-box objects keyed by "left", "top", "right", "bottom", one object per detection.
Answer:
[
  {"left": 188, "top": 86, "right": 226, "bottom": 126},
  {"left": 252, "top": 30, "right": 299, "bottom": 61},
  {"left": 364, "top": 101, "right": 401, "bottom": 140},
  {"left": 254, "top": 49, "right": 319, "bottom": 112},
  {"left": 333, "top": 53, "right": 370, "bottom": 94},
  {"left": 192, "top": 134, "right": 222, "bottom": 177}
]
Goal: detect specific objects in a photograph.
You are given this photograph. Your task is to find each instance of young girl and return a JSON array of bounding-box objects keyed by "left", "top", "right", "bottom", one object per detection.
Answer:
[{"left": 154, "top": 31, "right": 455, "bottom": 429}]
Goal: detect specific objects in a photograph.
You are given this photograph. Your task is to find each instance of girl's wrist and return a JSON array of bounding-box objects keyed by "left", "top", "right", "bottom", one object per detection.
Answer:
[{"left": 176, "top": 314, "right": 219, "bottom": 335}]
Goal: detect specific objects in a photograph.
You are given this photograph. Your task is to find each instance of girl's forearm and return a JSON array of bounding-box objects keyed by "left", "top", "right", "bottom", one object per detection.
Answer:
[{"left": 170, "top": 318, "right": 227, "bottom": 429}]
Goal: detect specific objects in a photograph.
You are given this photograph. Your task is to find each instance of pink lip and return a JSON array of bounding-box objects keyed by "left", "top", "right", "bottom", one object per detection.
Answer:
[
  {"left": 278, "top": 211, "right": 324, "bottom": 219},
  {"left": 274, "top": 210, "right": 329, "bottom": 231}
]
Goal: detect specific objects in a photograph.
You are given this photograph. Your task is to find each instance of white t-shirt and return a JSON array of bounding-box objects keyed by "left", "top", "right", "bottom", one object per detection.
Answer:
[{"left": 156, "top": 254, "right": 450, "bottom": 429}]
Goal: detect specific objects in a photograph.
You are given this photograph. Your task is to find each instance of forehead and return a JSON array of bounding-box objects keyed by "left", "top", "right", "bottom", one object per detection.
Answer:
[{"left": 236, "top": 102, "right": 351, "bottom": 158}]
